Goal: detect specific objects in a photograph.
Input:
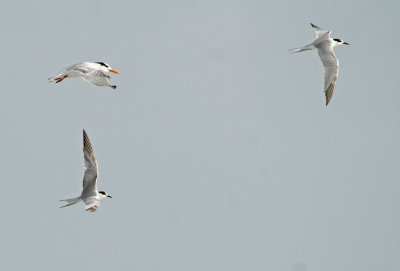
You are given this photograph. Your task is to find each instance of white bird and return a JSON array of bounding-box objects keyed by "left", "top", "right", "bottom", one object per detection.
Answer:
[
  {"left": 290, "top": 23, "right": 349, "bottom": 106},
  {"left": 60, "top": 130, "right": 112, "bottom": 212},
  {"left": 49, "top": 62, "right": 120, "bottom": 89}
]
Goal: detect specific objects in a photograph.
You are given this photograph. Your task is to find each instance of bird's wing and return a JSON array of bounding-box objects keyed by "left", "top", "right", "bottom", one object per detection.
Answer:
[
  {"left": 317, "top": 43, "right": 339, "bottom": 106},
  {"left": 82, "top": 130, "right": 98, "bottom": 193},
  {"left": 48, "top": 63, "right": 91, "bottom": 82},
  {"left": 60, "top": 63, "right": 92, "bottom": 76},
  {"left": 83, "top": 70, "right": 111, "bottom": 87},
  {"left": 311, "top": 23, "right": 331, "bottom": 40},
  {"left": 64, "top": 63, "right": 92, "bottom": 74},
  {"left": 83, "top": 197, "right": 100, "bottom": 212}
]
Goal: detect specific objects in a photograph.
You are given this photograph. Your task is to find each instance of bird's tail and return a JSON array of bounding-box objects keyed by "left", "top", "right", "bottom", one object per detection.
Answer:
[
  {"left": 59, "top": 197, "right": 81, "bottom": 208},
  {"left": 288, "top": 43, "right": 315, "bottom": 53}
]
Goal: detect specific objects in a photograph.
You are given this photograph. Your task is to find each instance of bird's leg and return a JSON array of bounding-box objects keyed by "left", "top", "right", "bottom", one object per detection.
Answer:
[{"left": 55, "top": 75, "right": 68, "bottom": 83}]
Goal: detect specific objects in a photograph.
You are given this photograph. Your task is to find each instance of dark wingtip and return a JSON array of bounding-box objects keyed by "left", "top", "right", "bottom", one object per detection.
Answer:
[
  {"left": 325, "top": 86, "right": 334, "bottom": 106},
  {"left": 326, "top": 94, "right": 331, "bottom": 106},
  {"left": 111, "top": 85, "right": 117, "bottom": 89}
]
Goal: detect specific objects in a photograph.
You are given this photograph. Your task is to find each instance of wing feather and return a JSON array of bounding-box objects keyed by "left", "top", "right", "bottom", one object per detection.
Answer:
[
  {"left": 82, "top": 130, "right": 98, "bottom": 192},
  {"left": 311, "top": 23, "right": 331, "bottom": 40},
  {"left": 325, "top": 77, "right": 337, "bottom": 106},
  {"left": 49, "top": 63, "right": 93, "bottom": 83},
  {"left": 83, "top": 70, "right": 112, "bottom": 87},
  {"left": 317, "top": 42, "right": 339, "bottom": 106}
]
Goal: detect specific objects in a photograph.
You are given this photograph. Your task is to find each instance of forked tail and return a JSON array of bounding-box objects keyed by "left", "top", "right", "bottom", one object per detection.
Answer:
[
  {"left": 59, "top": 197, "right": 81, "bottom": 208},
  {"left": 288, "top": 43, "right": 315, "bottom": 53}
]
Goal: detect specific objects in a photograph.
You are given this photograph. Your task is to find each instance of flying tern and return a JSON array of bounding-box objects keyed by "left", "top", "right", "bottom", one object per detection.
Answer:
[
  {"left": 60, "top": 130, "right": 112, "bottom": 212},
  {"left": 49, "top": 62, "right": 120, "bottom": 89},
  {"left": 290, "top": 23, "right": 349, "bottom": 106}
]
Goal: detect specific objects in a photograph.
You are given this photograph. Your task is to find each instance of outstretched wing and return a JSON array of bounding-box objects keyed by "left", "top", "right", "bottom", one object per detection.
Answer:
[
  {"left": 83, "top": 70, "right": 112, "bottom": 87},
  {"left": 48, "top": 62, "right": 89, "bottom": 82},
  {"left": 317, "top": 42, "right": 339, "bottom": 106},
  {"left": 82, "top": 130, "right": 98, "bottom": 194},
  {"left": 311, "top": 23, "right": 331, "bottom": 40}
]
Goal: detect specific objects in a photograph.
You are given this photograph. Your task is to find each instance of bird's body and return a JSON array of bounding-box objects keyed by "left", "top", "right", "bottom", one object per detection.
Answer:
[
  {"left": 290, "top": 23, "right": 349, "bottom": 106},
  {"left": 49, "top": 62, "right": 120, "bottom": 89},
  {"left": 60, "top": 130, "right": 111, "bottom": 212}
]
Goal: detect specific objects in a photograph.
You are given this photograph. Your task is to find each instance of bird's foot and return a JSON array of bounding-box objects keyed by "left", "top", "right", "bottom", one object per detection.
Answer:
[{"left": 55, "top": 75, "right": 67, "bottom": 83}]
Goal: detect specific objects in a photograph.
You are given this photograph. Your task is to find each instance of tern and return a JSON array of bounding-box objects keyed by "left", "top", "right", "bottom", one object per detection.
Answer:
[
  {"left": 290, "top": 23, "right": 349, "bottom": 106},
  {"left": 49, "top": 62, "right": 120, "bottom": 89},
  {"left": 60, "top": 130, "right": 112, "bottom": 212}
]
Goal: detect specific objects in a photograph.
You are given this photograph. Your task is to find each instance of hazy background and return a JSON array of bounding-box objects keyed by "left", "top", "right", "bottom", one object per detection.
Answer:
[{"left": 0, "top": 0, "right": 399, "bottom": 270}]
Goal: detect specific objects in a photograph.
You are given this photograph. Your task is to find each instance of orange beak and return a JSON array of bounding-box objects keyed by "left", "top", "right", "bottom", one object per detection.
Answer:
[{"left": 108, "top": 68, "right": 120, "bottom": 74}]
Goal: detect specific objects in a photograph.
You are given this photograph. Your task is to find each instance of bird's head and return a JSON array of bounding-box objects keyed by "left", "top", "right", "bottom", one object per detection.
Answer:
[
  {"left": 333, "top": 38, "right": 350, "bottom": 46},
  {"left": 99, "top": 191, "right": 112, "bottom": 199},
  {"left": 95, "top": 62, "right": 120, "bottom": 74}
]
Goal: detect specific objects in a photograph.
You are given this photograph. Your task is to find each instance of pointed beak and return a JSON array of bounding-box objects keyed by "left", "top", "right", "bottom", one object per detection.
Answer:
[
  {"left": 343, "top": 42, "right": 350, "bottom": 45},
  {"left": 108, "top": 68, "right": 120, "bottom": 74},
  {"left": 107, "top": 195, "right": 112, "bottom": 198}
]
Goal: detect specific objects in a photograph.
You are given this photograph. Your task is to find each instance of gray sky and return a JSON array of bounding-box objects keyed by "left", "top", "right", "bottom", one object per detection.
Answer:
[{"left": 1, "top": 0, "right": 399, "bottom": 270}]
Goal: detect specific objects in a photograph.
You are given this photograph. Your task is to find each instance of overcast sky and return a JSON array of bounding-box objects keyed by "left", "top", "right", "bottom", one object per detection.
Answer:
[{"left": 0, "top": 1, "right": 399, "bottom": 270}]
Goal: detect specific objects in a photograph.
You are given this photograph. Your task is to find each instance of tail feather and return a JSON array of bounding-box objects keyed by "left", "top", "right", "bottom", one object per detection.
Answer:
[
  {"left": 59, "top": 197, "right": 81, "bottom": 208},
  {"left": 48, "top": 75, "right": 59, "bottom": 83},
  {"left": 289, "top": 48, "right": 311, "bottom": 53},
  {"left": 288, "top": 46, "right": 314, "bottom": 53},
  {"left": 288, "top": 43, "right": 315, "bottom": 53}
]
